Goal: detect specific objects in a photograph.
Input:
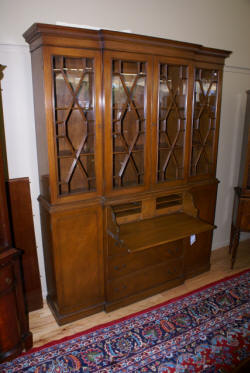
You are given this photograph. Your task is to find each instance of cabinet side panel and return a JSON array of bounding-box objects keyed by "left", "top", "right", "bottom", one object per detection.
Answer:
[
  {"left": 53, "top": 205, "right": 104, "bottom": 314},
  {"left": 184, "top": 183, "right": 217, "bottom": 277},
  {"left": 30, "top": 48, "right": 50, "bottom": 200},
  {"left": 7, "top": 177, "right": 43, "bottom": 312}
]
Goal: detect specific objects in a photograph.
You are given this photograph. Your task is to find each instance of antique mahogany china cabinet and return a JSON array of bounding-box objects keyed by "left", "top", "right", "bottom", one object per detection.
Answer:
[
  {"left": 23, "top": 23, "right": 231, "bottom": 325},
  {"left": 0, "top": 65, "right": 32, "bottom": 361},
  {"left": 229, "top": 90, "right": 250, "bottom": 268}
]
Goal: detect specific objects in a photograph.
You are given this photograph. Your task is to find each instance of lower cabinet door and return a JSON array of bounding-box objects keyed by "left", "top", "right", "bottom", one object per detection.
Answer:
[
  {"left": 183, "top": 231, "right": 213, "bottom": 278},
  {"left": 0, "top": 261, "right": 21, "bottom": 361},
  {"left": 0, "top": 248, "right": 32, "bottom": 362},
  {"left": 49, "top": 204, "right": 104, "bottom": 323}
]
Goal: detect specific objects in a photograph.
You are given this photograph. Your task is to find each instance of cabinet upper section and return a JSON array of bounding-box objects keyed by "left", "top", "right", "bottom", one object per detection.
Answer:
[
  {"left": 23, "top": 23, "right": 231, "bottom": 204},
  {"left": 24, "top": 23, "right": 231, "bottom": 62}
]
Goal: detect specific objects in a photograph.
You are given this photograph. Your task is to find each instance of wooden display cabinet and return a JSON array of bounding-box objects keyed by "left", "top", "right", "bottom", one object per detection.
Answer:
[
  {"left": 23, "top": 24, "right": 231, "bottom": 324},
  {"left": 229, "top": 90, "right": 250, "bottom": 268}
]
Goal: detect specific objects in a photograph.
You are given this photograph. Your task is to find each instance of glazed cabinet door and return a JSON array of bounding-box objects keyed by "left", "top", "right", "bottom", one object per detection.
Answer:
[
  {"left": 190, "top": 65, "right": 223, "bottom": 179},
  {"left": 44, "top": 48, "right": 102, "bottom": 203},
  {"left": 152, "top": 58, "right": 193, "bottom": 187},
  {"left": 103, "top": 51, "right": 153, "bottom": 195}
]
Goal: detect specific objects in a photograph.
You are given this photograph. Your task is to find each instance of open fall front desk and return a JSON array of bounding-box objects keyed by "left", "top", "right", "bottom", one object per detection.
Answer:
[{"left": 113, "top": 213, "right": 214, "bottom": 253}]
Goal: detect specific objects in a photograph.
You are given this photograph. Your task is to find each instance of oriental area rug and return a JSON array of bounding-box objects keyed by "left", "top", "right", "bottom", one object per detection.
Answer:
[{"left": 1, "top": 270, "right": 250, "bottom": 372}]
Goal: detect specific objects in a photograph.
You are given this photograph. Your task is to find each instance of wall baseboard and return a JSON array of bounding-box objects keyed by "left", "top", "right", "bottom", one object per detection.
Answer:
[
  {"left": 212, "top": 235, "right": 250, "bottom": 251},
  {"left": 212, "top": 240, "right": 229, "bottom": 251}
]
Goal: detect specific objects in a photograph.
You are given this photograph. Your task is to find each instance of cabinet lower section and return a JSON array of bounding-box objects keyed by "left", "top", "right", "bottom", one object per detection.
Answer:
[
  {"left": 0, "top": 248, "right": 32, "bottom": 362},
  {"left": 40, "top": 199, "right": 105, "bottom": 325},
  {"left": 40, "top": 182, "right": 217, "bottom": 324}
]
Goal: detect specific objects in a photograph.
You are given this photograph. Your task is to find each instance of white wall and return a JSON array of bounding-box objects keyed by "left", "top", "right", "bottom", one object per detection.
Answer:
[
  {"left": 0, "top": 0, "right": 250, "bottom": 297},
  {"left": 214, "top": 67, "right": 250, "bottom": 248}
]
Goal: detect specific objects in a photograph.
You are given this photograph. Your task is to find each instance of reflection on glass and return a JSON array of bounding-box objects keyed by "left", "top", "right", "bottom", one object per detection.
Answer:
[
  {"left": 191, "top": 69, "right": 218, "bottom": 176},
  {"left": 53, "top": 56, "right": 96, "bottom": 195},
  {"left": 111, "top": 60, "right": 147, "bottom": 189},
  {"left": 157, "top": 64, "right": 187, "bottom": 182}
]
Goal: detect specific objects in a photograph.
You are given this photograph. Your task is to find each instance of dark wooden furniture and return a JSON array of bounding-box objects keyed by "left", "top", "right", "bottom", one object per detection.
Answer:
[
  {"left": 0, "top": 65, "right": 32, "bottom": 362},
  {"left": 23, "top": 23, "right": 231, "bottom": 324},
  {"left": 7, "top": 177, "right": 43, "bottom": 311},
  {"left": 0, "top": 249, "right": 32, "bottom": 362},
  {"left": 0, "top": 66, "right": 11, "bottom": 249},
  {"left": 229, "top": 90, "right": 250, "bottom": 268},
  {"left": 0, "top": 74, "right": 42, "bottom": 312}
]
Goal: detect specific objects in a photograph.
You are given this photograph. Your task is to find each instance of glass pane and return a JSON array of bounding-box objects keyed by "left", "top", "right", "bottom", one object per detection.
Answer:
[
  {"left": 53, "top": 55, "right": 96, "bottom": 195},
  {"left": 191, "top": 69, "right": 218, "bottom": 176},
  {"left": 157, "top": 64, "right": 187, "bottom": 182},
  {"left": 112, "top": 59, "right": 147, "bottom": 188}
]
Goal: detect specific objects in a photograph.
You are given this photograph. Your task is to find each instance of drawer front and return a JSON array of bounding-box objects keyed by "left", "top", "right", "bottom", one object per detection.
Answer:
[
  {"left": 107, "top": 258, "right": 183, "bottom": 302},
  {"left": 0, "top": 264, "right": 14, "bottom": 293},
  {"left": 107, "top": 240, "right": 183, "bottom": 279}
]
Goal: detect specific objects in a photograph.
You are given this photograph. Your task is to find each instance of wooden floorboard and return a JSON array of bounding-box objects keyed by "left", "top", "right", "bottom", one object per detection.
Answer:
[{"left": 29, "top": 239, "right": 250, "bottom": 348}]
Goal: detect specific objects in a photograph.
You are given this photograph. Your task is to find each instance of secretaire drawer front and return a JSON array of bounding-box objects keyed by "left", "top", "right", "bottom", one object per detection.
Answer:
[
  {"left": 108, "top": 240, "right": 183, "bottom": 278},
  {"left": 107, "top": 258, "right": 183, "bottom": 302}
]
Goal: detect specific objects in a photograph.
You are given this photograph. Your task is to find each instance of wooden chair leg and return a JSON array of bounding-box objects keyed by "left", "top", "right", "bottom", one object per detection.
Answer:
[
  {"left": 230, "top": 228, "right": 240, "bottom": 269},
  {"left": 229, "top": 224, "right": 235, "bottom": 254}
]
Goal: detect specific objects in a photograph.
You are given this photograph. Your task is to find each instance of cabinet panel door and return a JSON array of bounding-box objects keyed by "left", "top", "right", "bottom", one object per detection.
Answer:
[
  {"left": 152, "top": 58, "right": 192, "bottom": 187},
  {"left": 53, "top": 205, "right": 104, "bottom": 313},
  {"left": 0, "top": 263, "right": 21, "bottom": 355},
  {"left": 190, "top": 66, "right": 223, "bottom": 178},
  {"left": 45, "top": 48, "right": 102, "bottom": 203},
  {"left": 103, "top": 51, "right": 153, "bottom": 195}
]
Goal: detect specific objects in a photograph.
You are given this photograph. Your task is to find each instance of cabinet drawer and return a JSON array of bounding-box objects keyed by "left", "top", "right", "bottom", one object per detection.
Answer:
[
  {"left": 107, "top": 258, "right": 183, "bottom": 302},
  {"left": 0, "top": 265, "right": 14, "bottom": 293},
  {"left": 107, "top": 240, "right": 183, "bottom": 279}
]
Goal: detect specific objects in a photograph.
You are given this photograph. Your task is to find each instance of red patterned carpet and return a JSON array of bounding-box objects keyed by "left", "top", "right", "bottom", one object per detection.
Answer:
[{"left": 1, "top": 270, "right": 250, "bottom": 372}]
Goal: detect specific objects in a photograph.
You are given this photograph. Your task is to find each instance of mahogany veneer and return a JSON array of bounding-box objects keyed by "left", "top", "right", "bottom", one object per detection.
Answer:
[
  {"left": 7, "top": 177, "right": 43, "bottom": 311},
  {"left": 24, "top": 23, "right": 231, "bottom": 324}
]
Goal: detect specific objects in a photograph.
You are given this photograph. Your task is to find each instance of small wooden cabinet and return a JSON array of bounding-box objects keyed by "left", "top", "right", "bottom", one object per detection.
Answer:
[
  {"left": 229, "top": 90, "right": 250, "bottom": 268},
  {"left": 0, "top": 249, "right": 32, "bottom": 362},
  {"left": 23, "top": 24, "right": 231, "bottom": 324}
]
